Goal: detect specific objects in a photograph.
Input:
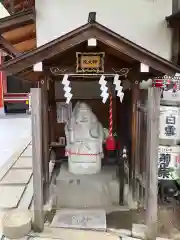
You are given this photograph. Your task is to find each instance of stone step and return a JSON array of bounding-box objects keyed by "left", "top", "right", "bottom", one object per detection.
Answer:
[{"left": 0, "top": 169, "right": 32, "bottom": 185}]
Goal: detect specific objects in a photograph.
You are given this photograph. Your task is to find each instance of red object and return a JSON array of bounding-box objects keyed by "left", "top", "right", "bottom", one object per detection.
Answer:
[
  {"left": 105, "top": 92, "right": 116, "bottom": 151},
  {"left": 105, "top": 136, "right": 116, "bottom": 151},
  {"left": 153, "top": 78, "right": 171, "bottom": 88},
  {"left": 3, "top": 93, "right": 29, "bottom": 103}
]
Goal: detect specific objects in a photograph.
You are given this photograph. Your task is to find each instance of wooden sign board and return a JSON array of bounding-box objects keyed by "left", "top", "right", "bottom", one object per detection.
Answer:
[{"left": 76, "top": 52, "right": 105, "bottom": 73}]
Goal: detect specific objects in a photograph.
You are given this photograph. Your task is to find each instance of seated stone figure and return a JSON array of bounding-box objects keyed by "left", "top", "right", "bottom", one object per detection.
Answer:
[{"left": 65, "top": 102, "right": 104, "bottom": 175}]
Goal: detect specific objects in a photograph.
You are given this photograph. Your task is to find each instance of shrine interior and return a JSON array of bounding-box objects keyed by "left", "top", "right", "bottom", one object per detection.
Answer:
[
  {"left": 49, "top": 76, "right": 134, "bottom": 219},
  {"left": 41, "top": 41, "right": 141, "bottom": 222}
]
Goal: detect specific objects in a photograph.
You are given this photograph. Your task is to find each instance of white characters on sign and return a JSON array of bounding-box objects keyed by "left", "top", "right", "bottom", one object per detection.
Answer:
[
  {"left": 99, "top": 75, "right": 109, "bottom": 103},
  {"left": 113, "top": 74, "right": 124, "bottom": 102},
  {"left": 65, "top": 102, "right": 104, "bottom": 175}
]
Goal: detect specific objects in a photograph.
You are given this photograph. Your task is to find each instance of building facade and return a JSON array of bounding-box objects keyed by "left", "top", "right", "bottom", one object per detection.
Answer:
[{"left": 35, "top": 0, "right": 172, "bottom": 59}]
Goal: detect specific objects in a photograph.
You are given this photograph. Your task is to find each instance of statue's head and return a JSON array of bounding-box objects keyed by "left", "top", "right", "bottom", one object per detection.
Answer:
[{"left": 74, "top": 102, "right": 97, "bottom": 125}]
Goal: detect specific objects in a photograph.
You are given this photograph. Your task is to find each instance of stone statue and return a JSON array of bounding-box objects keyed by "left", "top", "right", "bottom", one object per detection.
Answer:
[{"left": 65, "top": 102, "right": 104, "bottom": 174}]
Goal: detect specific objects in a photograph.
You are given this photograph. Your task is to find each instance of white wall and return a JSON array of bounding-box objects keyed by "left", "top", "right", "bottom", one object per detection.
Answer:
[
  {"left": 35, "top": 0, "right": 172, "bottom": 60},
  {"left": 0, "top": 3, "right": 9, "bottom": 18}
]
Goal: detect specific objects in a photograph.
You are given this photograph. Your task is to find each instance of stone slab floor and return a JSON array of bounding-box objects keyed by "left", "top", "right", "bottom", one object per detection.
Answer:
[{"left": 0, "top": 110, "right": 31, "bottom": 168}]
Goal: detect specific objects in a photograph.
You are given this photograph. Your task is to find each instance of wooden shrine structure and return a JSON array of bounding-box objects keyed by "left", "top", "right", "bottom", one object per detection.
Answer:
[{"left": 1, "top": 16, "right": 180, "bottom": 239}]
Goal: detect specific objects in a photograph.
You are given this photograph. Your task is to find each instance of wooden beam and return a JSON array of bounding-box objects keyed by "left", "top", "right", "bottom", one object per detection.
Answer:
[
  {"left": 0, "top": 36, "right": 21, "bottom": 57},
  {"left": 19, "top": 71, "right": 42, "bottom": 81},
  {"left": 98, "top": 41, "right": 134, "bottom": 63},
  {"left": 145, "top": 88, "right": 160, "bottom": 240},
  {"left": 131, "top": 79, "right": 140, "bottom": 199},
  {"left": 41, "top": 77, "right": 50, "bottom": 204},
  {"left": 129, "top": 63, "right": 140, "bottom": 180},
  {"left": 3, "top": 24, "right": 36, "bottom": 45},
  {"left": 31, "top": 87, "right": 44, "bottom": 232},
  {"left": 16, "top": 67, "right": 42, "bottom": 81},
  {"left": 48, "top": 79, "right": 57, "bottom": 142},
  {"left": 93, "top": 26, "right": 180, "bottom": 74},
  {"left": 2, "top": 22, "right": 180, "bottom": 76},
  {"left": 0, "top": 9, "right": 35, "bottom": 33},
  {"left": 2, "top": 28, "right": 94, "bottom": 74},
  {"left": 13, "top": 38, "right": 36, "bottom": 52}
]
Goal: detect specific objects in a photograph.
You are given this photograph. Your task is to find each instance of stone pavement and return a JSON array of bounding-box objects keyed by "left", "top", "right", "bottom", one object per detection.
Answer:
[
  {"left": 0, "top": 139, "right": 33, "bottom": 237},
  {"left": 12, "top": 226, "right": 172, "bottom": 240},
  {"left": 0, "top": 136, "right": 177, "bottom": 240},
  {"left": 0, "top": 113, "right": 31, "bottom": 168}
]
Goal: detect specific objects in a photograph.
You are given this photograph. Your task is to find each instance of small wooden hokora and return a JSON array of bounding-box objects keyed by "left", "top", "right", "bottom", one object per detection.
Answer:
[{"left": 65, "top": 102, "right": 104, "bottom": 175}]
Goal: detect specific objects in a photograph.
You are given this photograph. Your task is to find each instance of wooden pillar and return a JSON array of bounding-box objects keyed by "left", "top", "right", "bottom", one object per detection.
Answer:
[
  {"left": 49, "top": 79, "right": 57, "bottom": 142},
  {"left": 40, "top": 78, "right": 49, "bottom": 204},
  {"left": 145, "top": 88, "right": 160, "bottom": 240},
  {"left": 135, "top": 100, "right": 141, "bottom": 202},
  {"left": 0, "top": 54, "right": 3, "bottom": 109},
  {"left": 131, "top": 81, "right": 140, "bottom": 199},
  {"left": 31, "top": 88, "right": 44, "bottom": 232},
  {"left": 0, "top": 53, "right": 6, "bottom": 109}
]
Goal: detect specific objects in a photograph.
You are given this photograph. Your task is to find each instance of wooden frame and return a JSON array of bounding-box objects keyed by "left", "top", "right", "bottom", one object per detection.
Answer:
[
  {"left": 41, "top": 78, "right": 50, "bottom": 203},
  {"left": 145, "top": 88, "right": 160, "bottom": 239},
  {"left": 31, "top": 88, "right": 44, "bottom": 232},
  {"left": 0, "top": 8, "right": 35, "bottom": 33},
  {"left": 1, "top": 21, "right": 180, "bottom": 75},
  {"left": 166, "top": 10, "right": 180, "bottom": 27},
  {"left": 76, "top": 52, "right": 105, "bottom": 73},
  {"left": 0, "top": 36, "right": 21, "bottom": 57},
  {"left": 0, "top": 18, "right": 169, "bottom": 236},
  {"left": 0, "top": 8, "right": 36, "bottom": 56}
]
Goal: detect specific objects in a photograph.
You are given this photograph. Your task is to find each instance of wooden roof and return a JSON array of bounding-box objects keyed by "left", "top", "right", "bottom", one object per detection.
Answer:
[
  {"left": 0, "top": 8, "right": 36, "bottom": 56},
  {"left": 1, "top": 21, "right": 180, "bottom": 79},
  {"left": 166, "top": 10, "right": 180, "bottom": 27}
]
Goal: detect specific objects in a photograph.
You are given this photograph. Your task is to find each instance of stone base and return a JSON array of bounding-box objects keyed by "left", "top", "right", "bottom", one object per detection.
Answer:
[
  {"left": 56, "top": 164, "right": 120, "bottom": 209},
  {"left": 2, "top": 210, "right": 32, "bottom": 239},
  {"left": 50, "top": 209, "right": 106, "bottom": 230}
]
